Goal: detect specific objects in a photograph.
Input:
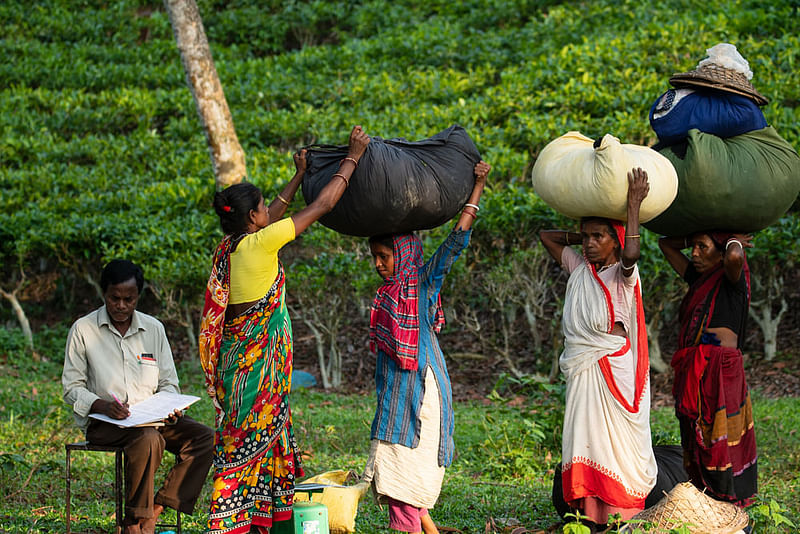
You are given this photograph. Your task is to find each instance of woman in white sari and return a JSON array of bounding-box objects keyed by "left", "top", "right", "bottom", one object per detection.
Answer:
[{"left": 540, "top": 168, "right": 657, "bottom": 532}]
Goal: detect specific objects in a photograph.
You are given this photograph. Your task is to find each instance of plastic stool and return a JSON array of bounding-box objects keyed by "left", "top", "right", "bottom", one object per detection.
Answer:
[
  {"left": 272, "top": 501, "right": 329, "bottom": 534},
  {"left": 65, "top": 441, "right": 181, "bottom": 534}
]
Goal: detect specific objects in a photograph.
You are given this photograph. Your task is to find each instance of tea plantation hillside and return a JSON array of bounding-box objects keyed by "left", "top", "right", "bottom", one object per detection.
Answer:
[{"left": 3, "top": 0, "right": 798, "bottom": 377}]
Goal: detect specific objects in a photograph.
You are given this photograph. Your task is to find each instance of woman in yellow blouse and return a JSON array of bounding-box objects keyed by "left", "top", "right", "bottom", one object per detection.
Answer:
[{"left": 199, "top": 126, "right": 369, "bottom": 534}]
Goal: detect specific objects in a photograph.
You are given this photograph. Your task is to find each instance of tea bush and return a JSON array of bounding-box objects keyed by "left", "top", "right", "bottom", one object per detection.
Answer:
[{"left": 1, "top": 0, "right": 798, "bottom": 375}]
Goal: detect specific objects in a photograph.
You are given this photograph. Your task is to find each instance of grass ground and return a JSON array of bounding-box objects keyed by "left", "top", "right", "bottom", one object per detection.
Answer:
[{"left": 0, "top": 324, "right": 798, "bottom": 533}]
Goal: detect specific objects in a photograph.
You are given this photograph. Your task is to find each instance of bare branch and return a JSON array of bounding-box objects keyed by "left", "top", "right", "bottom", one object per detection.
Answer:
[{"left": 0, "top": 272, "right": 37, "bottom": 359}]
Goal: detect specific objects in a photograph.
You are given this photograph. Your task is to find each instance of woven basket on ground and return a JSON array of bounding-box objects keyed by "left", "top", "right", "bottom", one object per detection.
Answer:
[
  {"left": 626, "top": 482, "right": 749, "bottom": 533},
  {"left": 670, "top": 62, "right": 768, "bottom": 106}
]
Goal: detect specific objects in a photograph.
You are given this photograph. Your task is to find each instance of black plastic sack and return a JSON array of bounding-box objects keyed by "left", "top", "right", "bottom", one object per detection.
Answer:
[{"left": 301, "top": 125, "right": 481, "bottom": 237}]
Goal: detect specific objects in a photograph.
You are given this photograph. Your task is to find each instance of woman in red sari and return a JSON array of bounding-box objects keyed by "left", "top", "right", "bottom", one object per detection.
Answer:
[
  {"left": 659, "top": 232, "right": 757, "bottom": 506},
  {"left": 199, "top": 126, "right": 369, "bottom": 533}
]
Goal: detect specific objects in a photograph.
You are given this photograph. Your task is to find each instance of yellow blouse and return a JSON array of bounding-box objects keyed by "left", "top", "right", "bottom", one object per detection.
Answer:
[{"left": 229, "top": 218, "right": 296, "bottom": 304}]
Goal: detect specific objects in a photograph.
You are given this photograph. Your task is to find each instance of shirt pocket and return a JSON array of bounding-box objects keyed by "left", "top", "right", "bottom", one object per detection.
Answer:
[{"left": 136, "top": 354, "right": 160, "bottom": 387}]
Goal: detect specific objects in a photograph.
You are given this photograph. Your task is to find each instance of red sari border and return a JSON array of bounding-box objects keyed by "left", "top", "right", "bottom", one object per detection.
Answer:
[{"left": 562, "top": 458, "right": 648, "bottom": 509}]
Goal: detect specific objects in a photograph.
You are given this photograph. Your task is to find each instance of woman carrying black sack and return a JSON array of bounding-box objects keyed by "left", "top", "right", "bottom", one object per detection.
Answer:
[{"left": 199, "top": 127, "right": 370, "bottom": 534}]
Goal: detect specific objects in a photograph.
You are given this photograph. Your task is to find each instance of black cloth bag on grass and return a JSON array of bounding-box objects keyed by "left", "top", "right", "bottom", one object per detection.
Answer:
[
  {"left": 301, "top": 125, "right": 481, "bottom": 237},
  {"left": 551, "top": 445, "right": 689, "bottom": 520}
]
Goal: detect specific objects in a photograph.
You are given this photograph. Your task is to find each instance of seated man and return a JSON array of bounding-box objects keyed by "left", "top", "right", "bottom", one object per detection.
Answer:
[{"left": 62, "top": 259, "right": 213, "bottom": 534}]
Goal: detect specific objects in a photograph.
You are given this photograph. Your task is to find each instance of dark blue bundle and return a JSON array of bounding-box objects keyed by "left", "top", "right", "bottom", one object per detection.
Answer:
[{"left": 649, "top": 89, "right": 767, "bottom": 146}]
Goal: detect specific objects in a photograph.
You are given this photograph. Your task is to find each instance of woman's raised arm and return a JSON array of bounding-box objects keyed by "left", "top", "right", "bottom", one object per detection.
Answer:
[
  {"left": 290, "top": 125, "right": 370, "bottom": 236},
  {"left": 455, "top": 160, "right": 490, "bottom": 231},
  {"left": 722, "top": 233, "right": 752, "bottom": 283},
  {"left": 620, "top": 167, "right": 650, "bottom": 277},
  {"left": 539, "top": 230, "right": 580, "bottom": 264},
  {"left": 658, "top": 236, "right": 690, "bottom": 277},
  {"left": 266, "top": 149, "right": 307, "bottom": 225}
]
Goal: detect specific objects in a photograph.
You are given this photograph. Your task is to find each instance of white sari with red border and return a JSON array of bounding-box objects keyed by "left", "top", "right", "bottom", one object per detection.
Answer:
[{"left": 560, "top": 258, "right": 657, "bottom": 512}]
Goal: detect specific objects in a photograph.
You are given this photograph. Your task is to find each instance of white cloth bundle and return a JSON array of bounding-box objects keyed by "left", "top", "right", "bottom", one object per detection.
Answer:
[
  {"left": 532, "top": 132, "right": 678, "bottom": 222},
  {"left": 698, "top": 43, "right": 753, "bottom": 79}
]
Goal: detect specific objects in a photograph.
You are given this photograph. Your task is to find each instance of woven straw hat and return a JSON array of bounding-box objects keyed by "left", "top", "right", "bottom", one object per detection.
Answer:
[
  {"left": 670, "top": 63, "right": 768, "bottom": 106},
  {"left": 670, "top": 43, "right": 768, "bottom": 106},
  {"left": 623, "top": 482, "right": 749, "bottom": 533}
]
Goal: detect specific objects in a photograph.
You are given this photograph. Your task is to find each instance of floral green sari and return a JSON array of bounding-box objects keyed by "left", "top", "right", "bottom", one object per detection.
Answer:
[{"left": 200, "top": 237, "right": 304, "bottom": 533}]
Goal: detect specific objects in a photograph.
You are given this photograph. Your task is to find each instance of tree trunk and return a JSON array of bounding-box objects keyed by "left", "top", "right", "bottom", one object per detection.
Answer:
[
  {"left": 302, "top": 316, "right": 331, "bottom": 389},
  {"left": 547, "top": 298, "right": 564, "bottom": 383},
  {"left": 0, "top": 286, "right": 38, "bottom": 361},
  {"left": 183, "top": 301, "right": 198, "bottom": 354},
  {"left": 499, "top": 308, "right": 524, "bottom": 379},
  {"left": 749, "top": 271, "right": 788, "bottom": 361},
  {"left": 85, "top": 272, "right": 103, "bottom": 301},
  {"left": 164, "top": 0, "right": 247, "bottom": 189},
  {"left": 548, "top": 337, "right": 562, "bottom": 384},
  {"left": 328, "top": 332, "right": 342, "bottom": 388},
  {"left": 522, "top": 302, "right": 544, "bottom": 352},
  {"left": 646, "top": 320, "right": 668, "bottom": 373}
]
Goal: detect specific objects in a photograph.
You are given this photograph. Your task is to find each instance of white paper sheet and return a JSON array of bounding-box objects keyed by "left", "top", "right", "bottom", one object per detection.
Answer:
[{"left": 89, "top": 391, "right": 200, "bottom": 428}]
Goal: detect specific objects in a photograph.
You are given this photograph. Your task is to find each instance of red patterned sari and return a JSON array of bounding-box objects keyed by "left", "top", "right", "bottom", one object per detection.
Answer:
[
  {"left": 199, "top": 236, "right": 304, "bottom": 533},
  {"left": 671, "top": 260, "right": 757, "bottom": 506}
]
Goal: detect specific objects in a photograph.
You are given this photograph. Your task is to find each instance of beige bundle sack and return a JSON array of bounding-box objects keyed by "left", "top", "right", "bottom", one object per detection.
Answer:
[
  {"left": 295, "top": 470, "right": 370, "bottom": 534},
  {"left": 531, "top": 131, "right": 678, "bottom": 222}
]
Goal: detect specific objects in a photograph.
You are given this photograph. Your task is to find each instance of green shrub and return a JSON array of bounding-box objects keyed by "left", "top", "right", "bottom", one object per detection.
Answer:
[{"left": 1, "top": 0, "right": 798, "bottom": 398}]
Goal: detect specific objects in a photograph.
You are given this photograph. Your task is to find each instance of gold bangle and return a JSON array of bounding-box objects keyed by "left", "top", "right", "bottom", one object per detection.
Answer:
[
  {"left": 332, "top": 173, "right": 349, "bottom": 187},
  {"left": 342, "top": 157, "right": 359, "bottom": 168},
  {"left": 626, "top": 234, "right": 640, "bottom": 238},
  {"left": 565, "top": 232, "right": 569, "bottom": 245},
  {"left": 277, "top": 194, "right": 290, "bottom": 206}
]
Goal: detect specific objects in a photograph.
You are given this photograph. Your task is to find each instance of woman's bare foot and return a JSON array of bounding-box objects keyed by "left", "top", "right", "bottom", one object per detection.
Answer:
[{"left": 421, "top": 513, "right": 439, "bottom": 534}]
